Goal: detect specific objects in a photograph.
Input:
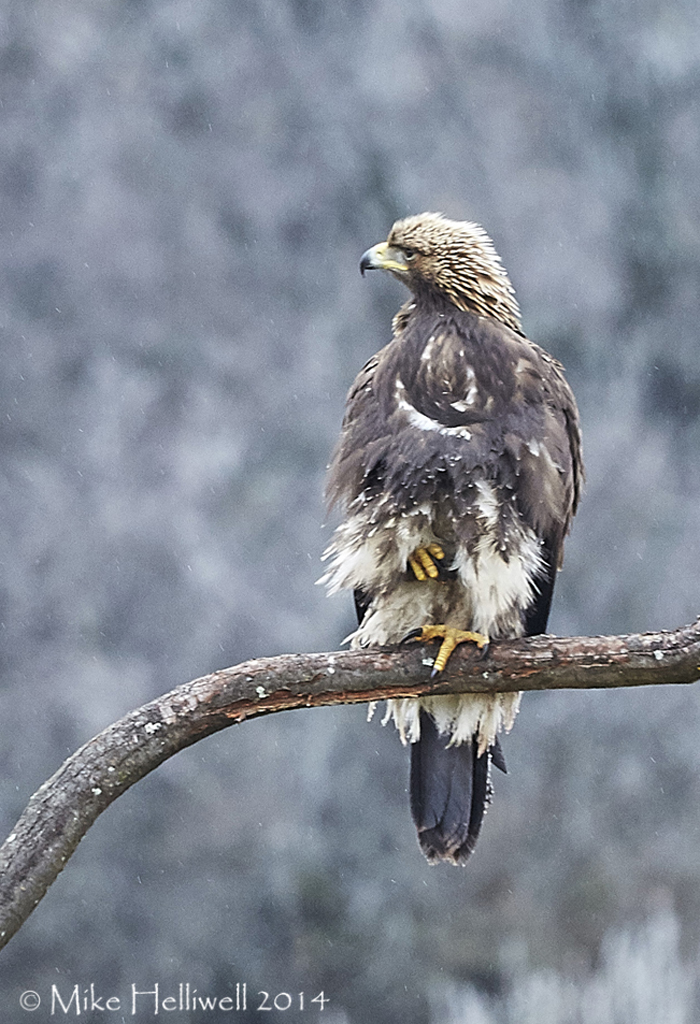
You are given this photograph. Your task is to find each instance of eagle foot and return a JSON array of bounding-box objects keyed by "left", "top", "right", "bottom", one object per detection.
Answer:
[
  {"left": 403, "top": 624, "right": 490, "bottom": 678},
  {"left": 407, "top": 543, "right": 446, "bottom": 581}
]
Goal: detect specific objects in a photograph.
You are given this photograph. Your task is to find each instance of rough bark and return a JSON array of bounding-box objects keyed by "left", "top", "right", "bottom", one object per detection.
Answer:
[{"left": 1, "top": 619, "right": 700, "bottom": 950}]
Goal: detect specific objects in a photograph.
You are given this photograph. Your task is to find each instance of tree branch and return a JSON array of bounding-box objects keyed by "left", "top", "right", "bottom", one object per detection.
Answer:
[{"left": 2, "top": 619, "right": 700, "bottom": 950}]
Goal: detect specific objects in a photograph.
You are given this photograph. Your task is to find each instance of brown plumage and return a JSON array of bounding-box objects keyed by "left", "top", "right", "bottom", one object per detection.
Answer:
[{"left": 322, "top": 212, "right": 583, "bottom": 864}]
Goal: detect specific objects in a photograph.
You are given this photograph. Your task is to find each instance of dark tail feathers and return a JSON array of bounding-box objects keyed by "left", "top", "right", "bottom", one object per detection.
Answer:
[{"left": 409, "top": 710, "right": 505, "bottom": 865}]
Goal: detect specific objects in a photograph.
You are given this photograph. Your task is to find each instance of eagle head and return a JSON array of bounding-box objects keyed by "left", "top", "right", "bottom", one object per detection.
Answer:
[{"left": 360, "top": 211, "right": 522, "bottom": 334}]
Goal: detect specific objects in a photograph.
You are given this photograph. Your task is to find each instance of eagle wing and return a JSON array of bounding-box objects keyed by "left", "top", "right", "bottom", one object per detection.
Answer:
[{"left": 326, "top": 309, "right": 580, "bottom": 608}]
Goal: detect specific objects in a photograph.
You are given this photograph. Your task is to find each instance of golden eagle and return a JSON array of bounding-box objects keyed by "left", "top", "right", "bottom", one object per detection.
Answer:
[{"left": 322, "top": 213, "right": 583, "bottom": 864}]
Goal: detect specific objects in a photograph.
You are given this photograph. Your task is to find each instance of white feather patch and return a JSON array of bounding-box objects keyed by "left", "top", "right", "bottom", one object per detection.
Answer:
[
  {"left": 394, "top": 378, "right": 473, "bottom": 439},
  {"left": 319, "top": 499, "right": 437, "bottom": 597},
  {"left": 383, "top": 691, "right": 521, "bottom": 754},
  {"left": 322, "top": 479, "right": 538, "bottom": 753}
]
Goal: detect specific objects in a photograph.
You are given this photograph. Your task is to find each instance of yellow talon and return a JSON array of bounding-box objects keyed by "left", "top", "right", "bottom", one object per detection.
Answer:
[
  {"left": 407, "top": 543, "right": 446, "bottom": 581},
  {"left": 407, "top": 624, "right": 489, "bottom": 676}
]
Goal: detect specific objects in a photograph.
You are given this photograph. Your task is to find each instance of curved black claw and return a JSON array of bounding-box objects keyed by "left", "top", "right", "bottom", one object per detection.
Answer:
[{"left": 401, "top": 627, "right": 426, "bottom": 644}]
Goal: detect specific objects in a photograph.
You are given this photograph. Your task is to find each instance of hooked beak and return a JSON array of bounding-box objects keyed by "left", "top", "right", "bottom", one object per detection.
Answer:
[{"left": 360, "top": 241, "right": 410, "bottom": 277}]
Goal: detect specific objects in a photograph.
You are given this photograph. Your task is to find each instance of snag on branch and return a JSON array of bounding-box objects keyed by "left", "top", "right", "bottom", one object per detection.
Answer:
[{"left": 1, "top": 619, "right": 699, "bottom": 950}]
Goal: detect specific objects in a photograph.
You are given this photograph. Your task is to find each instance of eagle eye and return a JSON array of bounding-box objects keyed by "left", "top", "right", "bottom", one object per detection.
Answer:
[{"left": 403, "top": 247, "right": 416, "bottom": 261}]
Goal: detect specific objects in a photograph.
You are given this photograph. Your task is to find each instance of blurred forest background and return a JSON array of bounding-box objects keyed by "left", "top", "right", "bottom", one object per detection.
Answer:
[{"left": 2, "top": 0, "right": 700, "bottom": 1020}]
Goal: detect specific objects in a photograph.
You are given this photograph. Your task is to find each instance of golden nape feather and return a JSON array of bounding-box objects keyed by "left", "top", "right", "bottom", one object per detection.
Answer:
[{"left": 385, "top": 212, "right": 523, "bottom": 335}]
